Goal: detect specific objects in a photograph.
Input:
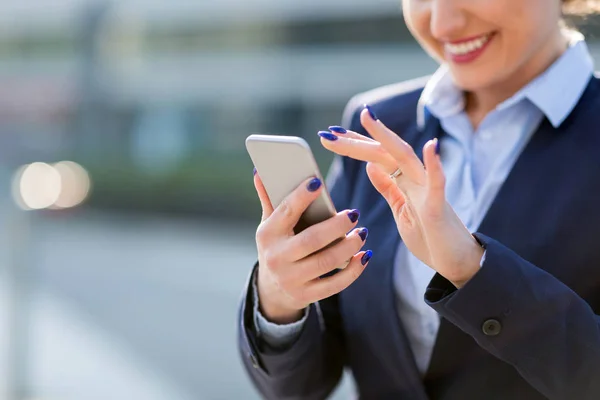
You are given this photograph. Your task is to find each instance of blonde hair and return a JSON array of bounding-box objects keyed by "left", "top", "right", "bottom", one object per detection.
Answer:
[{"left": 563, "top": 0, "right": 600, "bottom": 15}]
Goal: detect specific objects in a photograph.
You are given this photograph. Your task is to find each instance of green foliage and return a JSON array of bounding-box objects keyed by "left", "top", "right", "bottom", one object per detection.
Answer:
[{"left": 85, "top": 147, "right": 334, "bottom": 221}]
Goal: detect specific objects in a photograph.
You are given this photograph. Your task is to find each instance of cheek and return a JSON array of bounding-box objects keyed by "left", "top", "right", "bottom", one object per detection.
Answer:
[
  {"left": 403, "top": 1, "right": 444, "bottom": 61},
  {"left": 495, "top": 3, "right": 557, "bottom": 63},
  {"left": 500, "top": 0, "right": 559, "bottom": 42}
]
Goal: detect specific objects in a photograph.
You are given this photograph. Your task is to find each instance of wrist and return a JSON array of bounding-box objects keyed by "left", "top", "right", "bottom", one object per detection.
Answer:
[
  {"left": 258, "top": 299, "right": 305, "bottom": 325},
  {"left": 450, "top": 236, "right": 485, "bottom": 289},
  {"left": 256, "top": 271, "right": 305, "bottom": 324}
]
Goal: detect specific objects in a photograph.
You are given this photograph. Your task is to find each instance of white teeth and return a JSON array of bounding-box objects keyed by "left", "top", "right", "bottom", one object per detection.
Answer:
[{"left": 445, "top": 34, "right": 491, "bottom": 56}]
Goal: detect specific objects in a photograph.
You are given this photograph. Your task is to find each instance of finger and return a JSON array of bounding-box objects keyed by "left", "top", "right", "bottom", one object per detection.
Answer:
[
  {"left": 319, "top": 134, "right": 397, "bottom": 172},
  {"left": 423, "top": 138, "right": 446, "bottom": 212},
  {"left": 264, "top": 176, "right": 323, "bottom": 236},
  {"left": 366, "top": 162, "right": 406, "bottom": 215},
  {"left": 304, "top": 249, "right": 372, "bottom": 301},
  {"left": 253, "top": 169, "right": 275, "bottom": 222},
  {"left": 326, "top": 127, "right": 375, "bottom": 142},
  {"left": 295, "top": 227, "right": 367, "bottom": 281},
  {"left": 286, "top": 209, "right": 361, "bottom": 261},
  {"left": 360, "top": 107, "right": 425, "bottom": 182}
]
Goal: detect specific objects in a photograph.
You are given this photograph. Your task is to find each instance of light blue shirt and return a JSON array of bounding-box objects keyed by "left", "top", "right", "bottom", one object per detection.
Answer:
[{"left": 253, "top": 35, "right": 594, "bottom": 372}]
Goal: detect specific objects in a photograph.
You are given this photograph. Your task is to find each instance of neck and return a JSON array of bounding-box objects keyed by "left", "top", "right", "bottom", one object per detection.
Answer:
[{"left": 465, "top": 29, "right": 569, "bottom": 128}]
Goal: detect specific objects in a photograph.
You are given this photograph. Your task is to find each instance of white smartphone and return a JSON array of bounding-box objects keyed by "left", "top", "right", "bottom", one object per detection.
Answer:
[{"left": 245, "top": 134, "right": 338, "bottom": 235}]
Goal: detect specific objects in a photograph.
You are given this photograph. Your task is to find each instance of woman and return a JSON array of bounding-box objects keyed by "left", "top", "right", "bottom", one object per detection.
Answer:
[{"left": 239, "top": 0, "right": 600, "bottom": 398}]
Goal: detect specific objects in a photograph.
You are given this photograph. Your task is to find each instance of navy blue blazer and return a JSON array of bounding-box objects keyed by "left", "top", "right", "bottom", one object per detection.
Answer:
[{"left": 238, "top": 75, "right": 600, "bottom": 399}]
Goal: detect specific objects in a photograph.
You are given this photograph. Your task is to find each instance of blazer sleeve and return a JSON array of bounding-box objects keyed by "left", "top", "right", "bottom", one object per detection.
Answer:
[
  {"left": 237, "top": 101, "right": 363, "bottom": 400},
  {"left": 425, "top": 233, "right": 600, "bottom": 400}
]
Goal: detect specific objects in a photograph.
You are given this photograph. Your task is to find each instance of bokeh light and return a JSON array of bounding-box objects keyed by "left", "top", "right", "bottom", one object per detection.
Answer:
[
  {"left": 52, "top": 161, "right": 92, "bottom": 209},
  {"left": 15, "top": 162, "right": 62, "bottom": 210},
  {"left": 11, "top": 161, "right": 91, "bottom": 211}
]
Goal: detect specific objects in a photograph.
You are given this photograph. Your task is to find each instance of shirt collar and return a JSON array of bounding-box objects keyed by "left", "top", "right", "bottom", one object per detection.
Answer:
[{"left": 417, "top": 32, "right": 594, "bottom": 130}]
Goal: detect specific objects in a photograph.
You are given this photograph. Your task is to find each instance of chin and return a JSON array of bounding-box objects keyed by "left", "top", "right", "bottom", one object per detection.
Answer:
[{"left": 446, "top": 68, "right": 498, "bottom": 92}]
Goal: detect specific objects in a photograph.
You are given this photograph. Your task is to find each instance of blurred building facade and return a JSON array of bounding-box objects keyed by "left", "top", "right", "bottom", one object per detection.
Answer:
[{"left": 0, "top": 0, "right": 598, "bottom": 220}]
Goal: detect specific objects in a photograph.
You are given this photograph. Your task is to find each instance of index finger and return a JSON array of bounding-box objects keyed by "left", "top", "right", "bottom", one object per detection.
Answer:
[
  {"left": 319, "top": 134, "right": 398, "bottom": 172},
  {"left": 264, "top": 176, "right": 323, "bottom": 236},
  {"left": 360, "top": 106, "right": 426, "bottom": 183}
]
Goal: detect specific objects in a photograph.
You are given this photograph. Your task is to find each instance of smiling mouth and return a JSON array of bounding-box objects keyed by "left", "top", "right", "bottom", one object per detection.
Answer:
[{"left": 444, "top": 33, "right": 494, "bottom": 57}]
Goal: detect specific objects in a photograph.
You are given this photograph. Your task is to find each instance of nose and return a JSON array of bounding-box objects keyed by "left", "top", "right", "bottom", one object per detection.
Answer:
[{"left": 429, "top": 0, "right": 467, "bottom": 41}]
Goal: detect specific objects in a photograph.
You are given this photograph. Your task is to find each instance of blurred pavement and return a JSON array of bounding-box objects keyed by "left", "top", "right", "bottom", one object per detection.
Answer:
[{"left": 3, "top": 211, "right": 353, "bottom": 399}]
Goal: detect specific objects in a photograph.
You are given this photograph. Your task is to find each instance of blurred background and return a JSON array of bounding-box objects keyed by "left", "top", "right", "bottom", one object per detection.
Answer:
[{"left": 0, "top": 0, "right": 598, "bottom": 399}]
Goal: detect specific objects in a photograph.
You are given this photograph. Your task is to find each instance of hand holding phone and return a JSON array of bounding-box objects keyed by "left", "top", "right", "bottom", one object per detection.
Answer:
[{"left": 246, "top": 134, "right": 372, "bottom": 324}]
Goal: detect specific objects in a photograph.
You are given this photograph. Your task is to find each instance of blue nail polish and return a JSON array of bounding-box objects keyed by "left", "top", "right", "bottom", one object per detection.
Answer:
[
  {"left": 328, "top": 126, "right": 347, "bottom": 134},
  {"left": 253, "top": 167, "right": 257, "bottom": 176},
  {"left": 347, "top": 209, "right": 360, "bottom": 223},
  {"left": 318, "top": 131, "right": 338, "bottom": 141},
  {"left": 361, "top": 250, "right": 373, "bottom": 265},
  {"left": 364, "top": 104, "right": 378, "bottom": 120},
  {"left": 435, "top": 139, "right": 441, "bottom": 155},
  {"left": 307, "top": 178, "right": 322, "bottom": 192},
  {"left": 358, "top": 227, "right": 369, "bottom": 241}
]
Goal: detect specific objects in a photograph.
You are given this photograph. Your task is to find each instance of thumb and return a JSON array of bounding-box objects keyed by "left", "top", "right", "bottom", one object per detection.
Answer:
[
  {"left": 365, "top": 163, "right": 406, "bottom": 214},
  {"left": 253, "top": 168, "right": 274, "bottom": 222}
]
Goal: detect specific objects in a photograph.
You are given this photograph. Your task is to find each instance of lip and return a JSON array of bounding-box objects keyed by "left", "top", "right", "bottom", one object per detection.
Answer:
[
  {"left": 447, "top": 33, "right": 491, "bottom": 45},
  {"left": 445, "top": 32, "right": 496, "bottom": 64}
]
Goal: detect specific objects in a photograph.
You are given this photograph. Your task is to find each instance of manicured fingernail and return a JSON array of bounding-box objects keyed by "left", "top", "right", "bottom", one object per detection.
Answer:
[
  {"left": 364, "top": 104, "right": 378, "bottom": 120},
  {"left": 347, "top": 209, "right": 360, "bottom": 223},
  {"left": 307, "top": 178, "right": 322, "bottom": 192},
  {"left": 435, "top": 138, "right": 440, "bottom": 155},
  {"left": 358, "top": 227, "right": 368, "bottom": 241},
  {"left": 318, "top": 131, "right": 338, "bottom": 141},
  {"left": 361, "top": 250, "right": 373, "bottom": 265},
  {"left": 253, "top": 167, "right": 257, "bottom": 176},
  {"left": 328, "top": 126, "right": 347, "bottom": 134}
]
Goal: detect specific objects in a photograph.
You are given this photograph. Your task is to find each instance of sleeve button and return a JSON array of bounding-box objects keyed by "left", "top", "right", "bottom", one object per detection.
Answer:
[{"left": 482, "top": 319, "right": 502, "bottom": 336}]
